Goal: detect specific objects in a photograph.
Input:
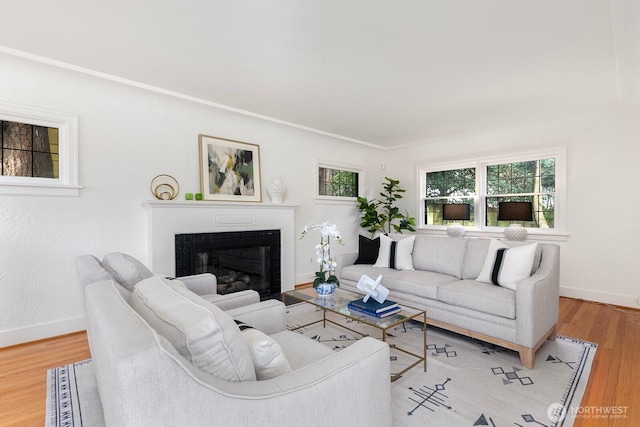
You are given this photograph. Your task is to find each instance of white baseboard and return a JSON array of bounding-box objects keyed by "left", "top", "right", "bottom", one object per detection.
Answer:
[
  {"left": 560, "top": 286, "right": 640, "bottom": 309},
  {"left": 0, "top": 316, "right": 86, "bottom": 348}
]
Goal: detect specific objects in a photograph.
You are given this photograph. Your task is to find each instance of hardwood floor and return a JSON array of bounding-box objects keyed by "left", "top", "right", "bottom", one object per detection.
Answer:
[{"left": 0, "top": 297, "right": 638, "bottom": 426}]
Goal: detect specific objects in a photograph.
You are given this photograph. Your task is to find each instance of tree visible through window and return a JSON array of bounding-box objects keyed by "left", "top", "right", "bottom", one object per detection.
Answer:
[
  {"left": 318, "top": 166, "right": 359, "bottom": 198},
  {"left": 1, "top": 120, "right": 59, "bottom": 179},
  {"left": 418, "top": 148, "right": 565, "bottom": 235},
  {"left": 425, "top": 167, "right": 475, "bottom": 225},
  {"left": 486, "top": 159, "right": 555, "bottom": 228}
]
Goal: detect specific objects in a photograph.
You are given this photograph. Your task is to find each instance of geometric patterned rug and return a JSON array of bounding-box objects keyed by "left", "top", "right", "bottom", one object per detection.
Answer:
[
  {"left": 45, "top": 302, "right": 596, "bottom": 427},
  {"left": 287, "top": 302, "right": 597, "bottom": 427}
]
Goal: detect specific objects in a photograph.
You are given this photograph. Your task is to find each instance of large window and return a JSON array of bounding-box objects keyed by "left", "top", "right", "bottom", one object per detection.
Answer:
[
  {"left": 316, "top": 161, "right": 363, "bottom": 202},
  {"left": 0, "top": 101, "right": 79, "bottom": 196},
  {"left": 419, "top": 148, "right": 566, "bottom": 236}
]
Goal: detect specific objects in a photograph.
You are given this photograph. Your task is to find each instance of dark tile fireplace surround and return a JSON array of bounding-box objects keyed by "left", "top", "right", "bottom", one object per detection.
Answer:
[{"left": 175, "top": 230, "right": 281, "bottom": 299}]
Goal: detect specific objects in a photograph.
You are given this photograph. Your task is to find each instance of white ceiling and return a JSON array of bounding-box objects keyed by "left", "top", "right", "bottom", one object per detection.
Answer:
[{"left": 1, "top": 1, "right": 637, "bottom": 148}]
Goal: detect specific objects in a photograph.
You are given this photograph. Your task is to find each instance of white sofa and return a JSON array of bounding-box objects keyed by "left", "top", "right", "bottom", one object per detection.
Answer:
[
  {"left": 336, "top": 235, "right": 560, "bottom": 368},
  {"left": 75, "top": 254, "right": 392, "bottom": 427}
]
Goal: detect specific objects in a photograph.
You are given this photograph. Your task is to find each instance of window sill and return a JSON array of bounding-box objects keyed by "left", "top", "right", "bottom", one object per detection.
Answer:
[
  {"left": 0, "top": 182, "right": 83, "bottom": 197},
  {"left": 416, "top": 227, "right": 569, "bottom": 242},
  {"left": 314, "top": 196, "right": 358, "bottom": 206}
]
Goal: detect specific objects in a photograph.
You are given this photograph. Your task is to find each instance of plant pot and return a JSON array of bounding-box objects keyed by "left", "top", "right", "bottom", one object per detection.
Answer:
[{"left": 315, "top": 282, "right": 336, "bottom": 297}]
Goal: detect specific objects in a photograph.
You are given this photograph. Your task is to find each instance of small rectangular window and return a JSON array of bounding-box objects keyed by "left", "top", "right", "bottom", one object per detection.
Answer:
[
  {"left": 318, "top": 166, "right": 359, "bottom": 198},
  {"left": 0, "top": 101, "right": 79, "bottom": 196},
  {"left": 2, "top": 120, "right": 60, "bottom": 179}
]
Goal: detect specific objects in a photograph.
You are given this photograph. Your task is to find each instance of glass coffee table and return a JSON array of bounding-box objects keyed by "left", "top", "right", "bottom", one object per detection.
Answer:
[{"left": 283, "top": 287, "right": 426, "bottom": 381}]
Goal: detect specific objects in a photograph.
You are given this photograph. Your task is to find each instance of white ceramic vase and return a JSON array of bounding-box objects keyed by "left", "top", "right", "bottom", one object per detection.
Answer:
[{"left": 267, "top": 173, "right": 286, "bottom": 203}]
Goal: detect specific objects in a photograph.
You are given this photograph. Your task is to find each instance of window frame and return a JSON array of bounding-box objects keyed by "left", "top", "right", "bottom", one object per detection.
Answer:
[
  {"left": 418, "top": 147, "right": 567, "bottom": 239},
  {"left": 315, "top": 160, "right": 364, "bottom": 204},
  {"left": 0, "top": 101, "right": 80, "bottom": 196}
]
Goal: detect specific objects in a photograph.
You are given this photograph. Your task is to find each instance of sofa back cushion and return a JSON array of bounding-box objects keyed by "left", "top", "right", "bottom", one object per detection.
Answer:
[
  {"left": 461, "top": 239, "right": 492, "bottom": 279},
  {"left": 130, "top": 276, "right": 256, "bottom": 382},
  {"left": 412, "top": 235, "right": 468, "bottom": 278},
  {"left": 102, "top": 252, "right": 154, "bottom": 292}
]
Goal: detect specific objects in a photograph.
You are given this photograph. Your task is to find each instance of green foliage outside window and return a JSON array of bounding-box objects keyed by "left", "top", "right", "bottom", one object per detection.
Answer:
[{"left": 318, "top": 167, "right": 358, "bottom": 197}]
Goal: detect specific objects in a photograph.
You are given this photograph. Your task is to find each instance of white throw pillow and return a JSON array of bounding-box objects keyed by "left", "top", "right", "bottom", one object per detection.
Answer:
[
  {"left": 476, "top": 240, "right": 538, "bottom": 290},
  {"left": 130, "top": 276, "right": 256, "bottom": 382},
  {"left": 102, "top": 252, "right": 154, "bottom": 291},
  {"left": 235, "top": 320, "right": 292, "bottom": 380},
  {"left": 374, "top": 234, "right": 415, "bottom": 270}
]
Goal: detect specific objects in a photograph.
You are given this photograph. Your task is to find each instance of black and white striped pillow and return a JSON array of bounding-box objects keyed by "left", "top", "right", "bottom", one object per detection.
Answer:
[
  {"left": 373, "top": 234, "right": 415, "bottom": 270},
  {"left": 476, "top": 240, "right": 538, "bottom": 290}
]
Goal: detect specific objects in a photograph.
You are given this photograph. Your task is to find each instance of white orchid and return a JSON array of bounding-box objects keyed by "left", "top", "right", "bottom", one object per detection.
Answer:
[{"left": 301, "top": 222, "right": 344, "bottom": 288}]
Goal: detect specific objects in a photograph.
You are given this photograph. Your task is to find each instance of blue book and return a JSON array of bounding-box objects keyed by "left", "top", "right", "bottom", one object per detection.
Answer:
[
  {"left": 347, "top": 303, "right": 401, "bottom": 318},
  {"left": 349, "top": 298, "right": 398, "bottom": 313}
]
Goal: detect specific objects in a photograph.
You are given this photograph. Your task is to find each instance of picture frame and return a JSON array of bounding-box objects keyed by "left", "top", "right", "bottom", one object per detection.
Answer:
[{"left": 198, "top": 134, "right": 262, "bottom": 202}]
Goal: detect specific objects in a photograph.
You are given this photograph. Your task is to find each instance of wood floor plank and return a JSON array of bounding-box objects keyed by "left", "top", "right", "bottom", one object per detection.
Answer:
[{"left": 0, "top": 298, "right": 638, "bottom": 426}]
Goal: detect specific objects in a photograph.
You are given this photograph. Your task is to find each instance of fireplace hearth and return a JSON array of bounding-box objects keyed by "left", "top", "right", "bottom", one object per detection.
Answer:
[{"left": 175, "top": 230, "right": 281, "bottom": 299}]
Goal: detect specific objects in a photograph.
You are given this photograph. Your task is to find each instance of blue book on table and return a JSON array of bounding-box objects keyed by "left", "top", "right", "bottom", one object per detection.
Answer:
[
  {"left": 349, "top": 298, "right": 398, "bottom": 313},
  {"left": 347, "top": 303, "right": 401, "bottom": 318}
]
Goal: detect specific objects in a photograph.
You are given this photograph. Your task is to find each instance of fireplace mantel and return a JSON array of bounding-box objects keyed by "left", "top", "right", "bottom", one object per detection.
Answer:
[{"left": 142, "top": 200, "right": 297, "bottom": 292}]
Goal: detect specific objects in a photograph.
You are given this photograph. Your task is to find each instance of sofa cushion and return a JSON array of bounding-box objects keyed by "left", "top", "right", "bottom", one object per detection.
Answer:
[
  {"left": 412, "top": 236, "right": 468, "bottom": 278},
  {"left": 130, "top": 276, "right": 256, "bottom": 382},
  {"left": 235, "top": 320, "right": 292, "bottom": 380},
  {"left": 102, "top": 252, "right": 154, "bottom": 291},
  {"left": 461, "top": 238, "right": 492, "bottom": 279},
  {"left": 354, "top": 235, "right": 381, "bottom": 264},
  {"left": 437, "top": 280, "right": 516, "bottom": 319},
  {"left": 383, "top": 270, "right": 459, "bottom": 300},
  {"left": 374, "top": 234, "right": 415, "bottom": 270},
  {"left": 476, "top": 240, "right": 538, "bottom": 290}
]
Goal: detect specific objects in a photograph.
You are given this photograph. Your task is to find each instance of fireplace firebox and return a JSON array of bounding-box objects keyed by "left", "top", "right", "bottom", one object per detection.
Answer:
[{"left": 175, "top": 230, "right": 281, "bottom": 299}]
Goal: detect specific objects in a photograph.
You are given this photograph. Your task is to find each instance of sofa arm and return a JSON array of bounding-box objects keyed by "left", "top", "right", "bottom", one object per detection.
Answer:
[
  {"left": 515, "top": 244, "right": 560, "bottom": 347},
  {"left": 176, "top": 273, "right": 217, "bottom": 295},
  {"left": 335, "top": 252, "right": 359, "bottom": 279},
  {"left": 226, "top": 299, "right": 286, "bottom": 334}
]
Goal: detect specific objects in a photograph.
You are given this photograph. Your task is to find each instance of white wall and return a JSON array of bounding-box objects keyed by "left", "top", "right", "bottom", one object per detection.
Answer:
[
  {"left": 2, "top": 51, "right": 638, "bottom": 347},
  {"left": 0, "top": 53, "right": 381, "bottom": 346},
  {"left": 383, "top": 105, "right": 640, "bottom": 309}
]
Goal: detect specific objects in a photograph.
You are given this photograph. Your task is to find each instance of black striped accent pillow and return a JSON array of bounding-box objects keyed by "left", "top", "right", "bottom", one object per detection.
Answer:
[{"left": 490, "top": 248, "right": 508, "bottom": 286}]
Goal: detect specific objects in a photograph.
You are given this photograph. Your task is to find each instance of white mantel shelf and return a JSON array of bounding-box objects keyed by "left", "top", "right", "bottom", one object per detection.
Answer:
[
  {"left": 142, "top": 200, "right": 299, "bottom": 209},
  {"left": 142, "top": 200, "right": 297, "bottom": 292}
]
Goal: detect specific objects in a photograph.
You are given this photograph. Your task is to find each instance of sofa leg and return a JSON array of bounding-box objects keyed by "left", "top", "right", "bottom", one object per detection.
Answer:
[
  {"left": 547, "top": 325, "right": 557, "bottom": 341},
  {"left": 519, "top": 348, "right": 535, "bottom": 369}
]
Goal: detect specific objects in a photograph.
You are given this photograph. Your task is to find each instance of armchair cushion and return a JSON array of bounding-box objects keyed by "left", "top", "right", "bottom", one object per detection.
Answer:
[
  {"left": 130, "top": 276, "right": 256, "bottom": 382},
  {"left": 235, "top": 320, "right": 292, "bottom": 380},
  {"left": 102, "top": 252, "right": 154, "bottom": 291}
]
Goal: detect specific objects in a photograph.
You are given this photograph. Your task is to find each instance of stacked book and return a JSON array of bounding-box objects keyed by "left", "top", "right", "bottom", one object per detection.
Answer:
[{"left": 347, "top": 298, "right": 401, "bottom": 318}]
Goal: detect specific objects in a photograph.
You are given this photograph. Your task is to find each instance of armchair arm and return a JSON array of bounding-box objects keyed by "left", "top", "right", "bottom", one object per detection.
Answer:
[
  {"left": 160, "top": 336, "right": 392, "bottom": 427},
  {"left": 226, "top": 299, "right": 286, "bottom": 335},
  {"left": 516, "top": 244, "right": 560, "bottom": 347},
  {"left": 176, "top": 273, "right": 217, "bottom": 295}
]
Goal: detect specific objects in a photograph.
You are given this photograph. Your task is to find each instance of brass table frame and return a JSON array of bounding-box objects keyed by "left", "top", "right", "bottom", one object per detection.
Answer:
[{"left": 283, "top": 287, "right": 426, "bottom": 382}]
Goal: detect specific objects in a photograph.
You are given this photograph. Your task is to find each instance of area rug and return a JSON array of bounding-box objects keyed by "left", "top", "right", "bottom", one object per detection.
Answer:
[
  {"left": 46, "top": 303, "right": 596, "bottom": 427},
  {"left": 287, "top": 302, "right": 596, "bottom": 427}
]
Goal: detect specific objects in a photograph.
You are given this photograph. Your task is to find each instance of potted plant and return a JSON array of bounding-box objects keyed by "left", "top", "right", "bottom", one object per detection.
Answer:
[
  {"left": 300, "top": 221, "right": 344, "bottom": 295},
  {"left": 357, "top": 177, "right": 416, "bottom": 235}
]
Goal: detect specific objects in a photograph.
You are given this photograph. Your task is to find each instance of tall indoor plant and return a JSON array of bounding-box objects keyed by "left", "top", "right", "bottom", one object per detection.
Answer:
[{"left": 357, "top": 177, "right": 416, "bottom": 235}]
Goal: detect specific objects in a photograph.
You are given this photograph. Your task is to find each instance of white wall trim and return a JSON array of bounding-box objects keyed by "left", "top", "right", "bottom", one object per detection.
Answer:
[
  {"left": 0, "top": 316, "right": 85, "bottom": 348},
  {"left": 560, "top": 286, "right": 640, "bottom": 309}
]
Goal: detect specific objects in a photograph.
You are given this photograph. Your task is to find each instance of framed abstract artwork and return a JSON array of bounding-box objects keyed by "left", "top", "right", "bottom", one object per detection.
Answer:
[{"left": 198, "top": 134, "right": 262, "bottom": 202}]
